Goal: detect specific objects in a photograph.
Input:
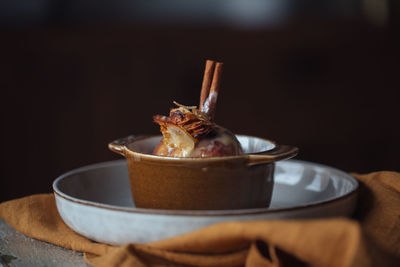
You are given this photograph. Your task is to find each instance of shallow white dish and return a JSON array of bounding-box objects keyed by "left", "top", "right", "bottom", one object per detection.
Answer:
[{"left": 53, "top": 159, "right": 358, "bottom": 245}]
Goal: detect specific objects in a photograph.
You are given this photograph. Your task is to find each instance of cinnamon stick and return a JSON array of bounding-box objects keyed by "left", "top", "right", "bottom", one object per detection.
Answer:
[
  {"left": 201, "top": 61, "right": 223, "bottom": 119},
  {"left": 199, "top": 60, "right": 215, "bottom": 109},
  {"left": 209, "top": 62, "right": 223, "bottom": 103}
]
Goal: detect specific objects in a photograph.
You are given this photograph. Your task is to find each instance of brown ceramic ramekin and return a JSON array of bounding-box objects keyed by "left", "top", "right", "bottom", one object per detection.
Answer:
[{"left": 108, "top": 135, "right": 298, "bottom": 210}]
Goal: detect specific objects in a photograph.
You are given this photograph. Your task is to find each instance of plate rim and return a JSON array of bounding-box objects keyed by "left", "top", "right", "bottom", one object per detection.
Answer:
[{"left": 53, "top": 159, "right": 358, "bottom": 217}]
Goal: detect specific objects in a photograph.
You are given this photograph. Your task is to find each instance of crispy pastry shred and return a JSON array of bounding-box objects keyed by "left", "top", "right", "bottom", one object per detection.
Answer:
[{"left": 153, "top": 101, "right": 214, "bottom": 141}]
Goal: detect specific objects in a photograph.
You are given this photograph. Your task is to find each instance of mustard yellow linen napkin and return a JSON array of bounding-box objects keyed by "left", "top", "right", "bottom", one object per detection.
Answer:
[{"left": 0, "top": 171, "right": 399, "bottom": 266}]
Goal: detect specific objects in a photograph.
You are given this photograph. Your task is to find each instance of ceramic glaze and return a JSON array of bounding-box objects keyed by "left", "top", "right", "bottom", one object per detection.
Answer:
[
  {"left": 108, "top": 135, "right": 298, "bottom": 210},
  {"left": 53, "top": 160, "right": 358, "bottom": 245}
]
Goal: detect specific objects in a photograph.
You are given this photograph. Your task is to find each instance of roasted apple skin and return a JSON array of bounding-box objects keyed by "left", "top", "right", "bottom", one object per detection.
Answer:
[{"left": 189, "top": 127, "right": 242, "bottom": 157}]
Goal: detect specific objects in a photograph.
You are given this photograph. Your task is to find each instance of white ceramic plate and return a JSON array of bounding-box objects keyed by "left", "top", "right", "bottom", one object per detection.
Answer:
[{"left": 53, "top": 159, "right": 358, "bottom": 245}]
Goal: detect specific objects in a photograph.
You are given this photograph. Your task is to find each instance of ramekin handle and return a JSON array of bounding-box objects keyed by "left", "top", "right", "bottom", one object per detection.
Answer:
[
  {"left": 108, "top": 135, "right": 139, "bottom": 157},
  {"left": 247, "top": 145, "right": 299, "bottom": 166}
]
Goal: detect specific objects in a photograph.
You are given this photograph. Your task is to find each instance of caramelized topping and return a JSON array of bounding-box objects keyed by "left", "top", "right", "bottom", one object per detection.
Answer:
[{"left": 153, "top": 102, "right": 214, "bottom": 140}]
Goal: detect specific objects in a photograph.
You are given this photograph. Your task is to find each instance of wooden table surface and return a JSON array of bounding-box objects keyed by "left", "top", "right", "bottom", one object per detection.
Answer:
[{"left": 0, "top": 219, "right": 88, "bottom": 267}]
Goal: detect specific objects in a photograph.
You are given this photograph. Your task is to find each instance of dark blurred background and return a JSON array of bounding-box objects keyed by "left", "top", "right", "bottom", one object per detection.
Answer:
[{"left": 1, "top": 0, "right": 399, "bottom": 202}]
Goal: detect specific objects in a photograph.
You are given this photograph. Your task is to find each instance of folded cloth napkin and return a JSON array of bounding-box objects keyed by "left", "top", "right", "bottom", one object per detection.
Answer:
[{"left": 1, "top": 171, "right": 399, "bottom": 267}]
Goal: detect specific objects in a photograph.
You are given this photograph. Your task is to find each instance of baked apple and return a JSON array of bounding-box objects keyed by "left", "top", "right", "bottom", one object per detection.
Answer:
[{"left": 153, "top": 60, "right": 243, "bottom": 157}]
